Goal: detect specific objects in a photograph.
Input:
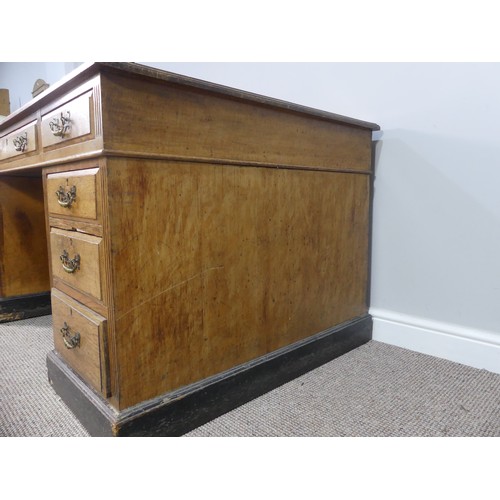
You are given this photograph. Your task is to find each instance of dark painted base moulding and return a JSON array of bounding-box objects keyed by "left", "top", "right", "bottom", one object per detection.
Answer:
[
  {"left": 0, "top": 292, "right": 51, "bottom": 323},
  {"left": 47, "top": 314, "right": 373, "bottom": 437}
]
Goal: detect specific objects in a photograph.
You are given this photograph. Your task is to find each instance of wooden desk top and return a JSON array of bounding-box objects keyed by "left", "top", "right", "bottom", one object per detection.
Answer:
[
  {"left": 0, "top": 62, "right": 380, "bottom": 133},
  {"left": 1, "top": 63, "right": 380, "bottom": 176}
]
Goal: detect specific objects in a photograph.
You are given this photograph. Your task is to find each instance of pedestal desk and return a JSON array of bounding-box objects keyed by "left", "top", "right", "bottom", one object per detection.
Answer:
[{"left": 0, "top": 63, "right": 380, "bottom": 435}]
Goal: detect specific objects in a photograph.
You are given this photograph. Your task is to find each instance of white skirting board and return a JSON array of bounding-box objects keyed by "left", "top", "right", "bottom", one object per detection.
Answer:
[{"left": 370, "top": 308, "right": 500, "bottom": 375}]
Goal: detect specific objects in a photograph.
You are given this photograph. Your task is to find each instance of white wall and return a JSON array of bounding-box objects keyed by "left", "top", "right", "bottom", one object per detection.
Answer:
[
  {"left": 0, "top": 63, "right": 81, "bottom": 113},
  {"left": 2, "top": 62, "right": 499, "bottom": 373}
]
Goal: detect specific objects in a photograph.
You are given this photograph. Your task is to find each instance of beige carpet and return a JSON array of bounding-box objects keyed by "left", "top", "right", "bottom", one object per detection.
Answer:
[{"left": 1, "top": 315, "right": 499, "bottom": 437}]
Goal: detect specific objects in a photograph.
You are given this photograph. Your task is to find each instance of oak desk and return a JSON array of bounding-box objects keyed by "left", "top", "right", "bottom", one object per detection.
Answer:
[{"left": 0, "top": 63, "right": 380, "bottom": 435}]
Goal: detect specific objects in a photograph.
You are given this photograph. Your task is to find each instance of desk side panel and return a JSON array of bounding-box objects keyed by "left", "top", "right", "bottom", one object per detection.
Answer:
[
  {"left": 106, "top": 158, "right": 370, "bottom": 409},
  {"left": 100, "top": 71, "right": 373, "bottom": 172}
]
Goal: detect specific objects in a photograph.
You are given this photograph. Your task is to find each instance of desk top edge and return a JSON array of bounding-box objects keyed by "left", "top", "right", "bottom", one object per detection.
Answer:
[{"left": 0, "top": 62, "right": 380, "bottom": 133}]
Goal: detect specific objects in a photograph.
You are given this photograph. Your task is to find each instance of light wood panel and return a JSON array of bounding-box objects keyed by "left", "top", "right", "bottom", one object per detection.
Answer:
[
  {"left": 0, "top": 176, "right": 50, "bottom": 298},
  {"left": 106, "top": 158, "right": 370, "bottom": 409},
  {"left": 0, "top": 89, "right": 9, "bottom": 116},
  {"left": 100, "top": 71, "right": 373, "bottom": 173}
]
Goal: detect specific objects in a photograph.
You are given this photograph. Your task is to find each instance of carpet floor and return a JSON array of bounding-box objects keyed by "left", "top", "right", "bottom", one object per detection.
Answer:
[{"left": 1, "top": 315, "right": 499, "bottom": 437}]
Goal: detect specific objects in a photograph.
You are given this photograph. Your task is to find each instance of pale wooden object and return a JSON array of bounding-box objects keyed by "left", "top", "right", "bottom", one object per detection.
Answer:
[
  {"left": 106, "top": 158, "right": 370, "bottom": 408},
  {"left": 0, "top": 89, "right": 9, "bottom": 116}
]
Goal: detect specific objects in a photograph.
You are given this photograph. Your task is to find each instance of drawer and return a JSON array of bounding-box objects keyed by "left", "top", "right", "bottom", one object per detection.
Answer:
[
  {"left": 50, "top": 227, "right": 103, "bottom": 301},
  {"left": 0, "top": 120, "right": 38, "bottom": 161},
  {"left": 41, "top": 90, "right": 93, "bottom": 149},
  {"left": 51, "top": 288, "right": 109, "bottom": 396},
  {"left": 46, "top": 167, "right": 99, "bottom": 220}
]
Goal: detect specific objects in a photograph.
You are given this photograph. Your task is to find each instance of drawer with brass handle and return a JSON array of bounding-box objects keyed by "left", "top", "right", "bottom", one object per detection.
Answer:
[
  {"left": 0, "top": 120, "right": 38, "bottom": 161},
  {"left": 51, "top": 288, "right": 109, "bottom": 396},
  {"left": 50, "top": 227, "right": 104, "bottom": 301},
  {"left": 46, "top": 167, "right": 99, "bottom": 220},
  {"left": 41, "top": 90, "right": 93, "bottom": 149}
]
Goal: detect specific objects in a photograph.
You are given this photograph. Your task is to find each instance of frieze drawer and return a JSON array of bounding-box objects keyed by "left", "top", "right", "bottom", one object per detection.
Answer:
[
  {"left": 41, "top": 90, "right": 93, "bottom": 149},
  {"left": 0, "top": 120, "right": 38, "bottom": 161}
]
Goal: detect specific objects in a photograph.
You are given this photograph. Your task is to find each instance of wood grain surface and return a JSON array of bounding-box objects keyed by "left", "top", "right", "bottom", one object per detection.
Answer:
[
  {"left": 106, "top": 158, "right": 370, "bottom": 409},
  {"left": 100, "top": 71, "right": 373, "bottom": 173},
  {"left": 0, "top": 176, "right": 50, "bottom": 298}
]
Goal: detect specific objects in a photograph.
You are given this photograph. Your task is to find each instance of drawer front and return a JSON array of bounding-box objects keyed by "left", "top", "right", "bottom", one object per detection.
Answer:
[
  {"left": 50, "top": 228, "right": 103, "bottom": 301},
  {"left": 46, "top": 167, "right": 99, "bottom": 220},
  {"left": 0, "top": 121, "right": 37, "bottom": 161},
  {"left": 41, "top": 90, "right": 93, "bottom": 149},
  {"left": 51, "top": 288, "right": 108, "bottom": 395}
]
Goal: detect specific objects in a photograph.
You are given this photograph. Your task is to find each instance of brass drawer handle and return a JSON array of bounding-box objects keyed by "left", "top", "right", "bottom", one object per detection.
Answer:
[
  {"left": 49, "top": 111, "right": 71, "bottom": 138},
  {"left": 60, "top": 322, "right": 80, "bottom": 349},
  {"left": 55, "top": 185, "right": 76, "bottom": 207},
  {"left": 60, "top": 249, "right": 80, "bottom": 273},
  {"left": 13, "top": 131, "right": 28, "bottom": 152}
]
